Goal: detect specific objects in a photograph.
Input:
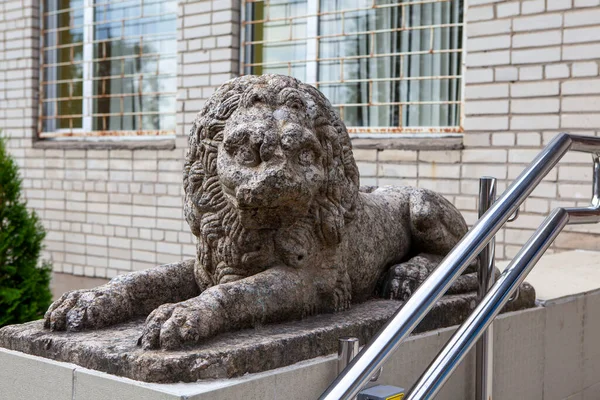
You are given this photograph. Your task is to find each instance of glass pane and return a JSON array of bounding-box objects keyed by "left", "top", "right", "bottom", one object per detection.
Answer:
[
  {"left": 41, "top": 0, "right": 177, "bottom": 135},
  {"left": 315, "top": 0, "right": 464, "bottom": 128}
]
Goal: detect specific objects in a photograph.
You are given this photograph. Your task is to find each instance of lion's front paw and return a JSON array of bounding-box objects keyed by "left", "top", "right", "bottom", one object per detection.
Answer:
[
  {"left": 44, "top": 286, "right": 132, "bottom": 331},
  {"left": 139, "top": 301, "right": 219, "bottom": 350},
  {"left": 379, "top": 259, "right": 432, "bottom": 301}
]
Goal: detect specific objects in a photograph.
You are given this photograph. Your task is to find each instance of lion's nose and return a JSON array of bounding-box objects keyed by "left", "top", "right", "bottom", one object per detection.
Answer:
[
  {"left": 236, "top": 184, "right": 269, "bottom": 208},
  {"left": 235, "top": 172, "right": 287, "bottom": 208}
]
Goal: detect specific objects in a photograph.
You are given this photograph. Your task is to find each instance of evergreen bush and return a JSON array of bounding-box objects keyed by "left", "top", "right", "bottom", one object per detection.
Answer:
[{"left": 0, "top": 136, "right": 52, "bottom": 327}]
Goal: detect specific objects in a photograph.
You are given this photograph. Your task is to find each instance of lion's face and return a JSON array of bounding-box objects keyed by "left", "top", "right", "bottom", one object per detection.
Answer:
[
  {"left": 216, "top": 99, "right": 325, "bottom": 230},
  {"left": 184, "top": 75, "right": 360, "bottom": 288}
]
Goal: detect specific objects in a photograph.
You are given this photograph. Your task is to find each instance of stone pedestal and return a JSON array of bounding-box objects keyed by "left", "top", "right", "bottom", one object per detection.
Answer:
[{"left": 0, "top": 286, "right": 534, "bottom": 383}]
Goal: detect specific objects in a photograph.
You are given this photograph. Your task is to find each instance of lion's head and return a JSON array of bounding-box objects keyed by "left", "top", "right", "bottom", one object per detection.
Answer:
[{"left": 183, "top": 75, "right": 359, "bottom": 289}]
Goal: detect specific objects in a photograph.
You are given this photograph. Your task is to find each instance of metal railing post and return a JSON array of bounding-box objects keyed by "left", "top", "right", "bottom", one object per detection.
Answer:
[
  {"left": 476, "top": 177, "right": 496, "bottom": 400},
  {"left": 339, "top": 337, "right": 360, "bottom": 375},
  {"left": 338, "top": 337, "right": 360, "bottom": 400}
]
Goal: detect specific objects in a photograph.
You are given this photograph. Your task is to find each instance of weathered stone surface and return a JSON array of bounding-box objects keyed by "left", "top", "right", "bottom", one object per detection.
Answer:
[
  {"left": 0, "top": 286, "right": 535, "bottom": 383},
  {"left": 40, "top": 74, "right": 494, "bottom": 352}
]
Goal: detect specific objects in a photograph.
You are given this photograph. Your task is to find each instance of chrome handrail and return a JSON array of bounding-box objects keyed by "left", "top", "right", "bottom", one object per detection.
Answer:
[{"left": 320, "top": 133, "right": 600, "bottom": 400}]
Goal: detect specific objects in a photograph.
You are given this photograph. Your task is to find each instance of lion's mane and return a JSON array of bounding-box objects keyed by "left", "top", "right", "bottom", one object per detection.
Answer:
[{"left": 183, "top": 75, "right": 359, "bottom": 290}]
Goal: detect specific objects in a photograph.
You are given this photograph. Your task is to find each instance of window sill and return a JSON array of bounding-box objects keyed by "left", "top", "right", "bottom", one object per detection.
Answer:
[
  {"left": 32, "top": 137, "right": 176, "bottom": 151},
  {"left": 349, "top": 133, "right": 463, "bottom": 151}
]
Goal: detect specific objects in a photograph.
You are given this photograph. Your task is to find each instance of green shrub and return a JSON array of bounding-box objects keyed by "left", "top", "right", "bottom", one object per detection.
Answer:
[{"left": 0, "top": 136, "right": 52, "bottom": 327}]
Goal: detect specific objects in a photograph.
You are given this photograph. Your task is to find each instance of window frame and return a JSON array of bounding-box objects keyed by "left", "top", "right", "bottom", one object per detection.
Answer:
[
  {"left": 240, "top": 0, "right": 466, "bottom": 134},
  {"left": 38, "top": 0, "right": 177, "bottom": 139}
]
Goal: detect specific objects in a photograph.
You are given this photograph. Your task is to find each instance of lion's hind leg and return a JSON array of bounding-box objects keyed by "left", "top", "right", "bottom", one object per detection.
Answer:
[{"left": 406, "top": 187, "right": 468, "bottom": 256}]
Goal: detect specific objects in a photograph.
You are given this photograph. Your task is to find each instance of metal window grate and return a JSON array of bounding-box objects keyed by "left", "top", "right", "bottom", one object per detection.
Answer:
[
  {"left": 39, "top": 0, "right": 177, "bottom": 138},
  {"left": 241, "top": 0, "right": 464, "bottom": 133}
]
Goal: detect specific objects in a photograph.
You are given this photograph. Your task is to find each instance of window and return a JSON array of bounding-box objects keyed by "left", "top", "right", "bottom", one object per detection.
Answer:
[
  {"left": 242, "top": 0, "right": 464, "bottom": 133},
  {"left": 40, "top": 0, "right": 177, "bottom": 138}
]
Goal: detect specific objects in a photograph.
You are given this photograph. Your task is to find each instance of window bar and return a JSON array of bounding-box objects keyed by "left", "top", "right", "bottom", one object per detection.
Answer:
[
  {"left": 138, "top": 35, "right": 145, "bottom": 131},
  {"left": 240, "top": 0, "right": 463, "bottom": 133},
  {"left": 243, "top": 0, "right": 452, "bottom": 26},
  {"left": 305, "top": 0, "right": 319, "bottom": 85},
  {"left": 243, "top": 22, "right": 463, "bottom": 47},
  {"left": 245, "top": 48, "right": 462, "bottom": 68},
  {"left": 82, "top": 0, "right": 94, "bottom": 134},
  {"left": 46, "top": 0, "right": 58, "bottom": 133}
]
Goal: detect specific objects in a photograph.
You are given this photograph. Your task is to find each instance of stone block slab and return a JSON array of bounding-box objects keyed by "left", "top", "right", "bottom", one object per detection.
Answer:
[{"left": 0, "top": 288, "right": 534, "bottom": 384}]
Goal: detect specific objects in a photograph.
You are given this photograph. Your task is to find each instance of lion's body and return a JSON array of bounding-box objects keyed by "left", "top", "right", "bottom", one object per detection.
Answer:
[{"left": 45, "top": 75, "right": 471, "bottom": 349}]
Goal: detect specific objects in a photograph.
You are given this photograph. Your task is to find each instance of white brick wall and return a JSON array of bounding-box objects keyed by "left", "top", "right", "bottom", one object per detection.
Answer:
[
  {"left": 461, "top": 0, "right": 600, "bottom": 257},
  {"left": 1, "top": 0, "right": 240, "bottom": 278},
  {"left": 3, "top": 0, "right": 600, "bottom": 281}
]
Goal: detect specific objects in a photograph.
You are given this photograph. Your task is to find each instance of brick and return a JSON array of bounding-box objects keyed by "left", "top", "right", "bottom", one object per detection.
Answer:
[
  {"left": 357, "top": 162, "right": 377, "bottom": 176},
  {"left": 462, "top": 149, "right": 507, "bottom": 163},
  {"left": 561, "top": 114, "right": 600, "bottom": 128},
  {"left": 509, "top": 149, "right": 541, "bottom": 163},
  {"left": 378, "top": 164, "right": 418, "bottom": 178},
  {"left": 511, "top": 115, "right": 560, "bottom": 130},
  {"left": 563, "top": 44, "right": 600, "bottom": 60},
  {"left": 495, "top": 66, "right": 518, "bottom": 81},
  {"left": 467, "top": 5, "right": 495, "bottom": 21},
  {"left": 184, "top": 2, "right": 211, "bottom": 15},
  {"left": 572, "top": 62, "right": 599, "bottom": 77},
  {"left": 467, "top": 20, "right": 512, "bottom": 37},
  {"left": 468, "top": 35, "right": 511, "bottom": 52},
  {"left": 559, "top": 165, "right": 593, "bottom": 181},
  {"left": 157, "top": 242, "right": 182, "bottom": 255},
  {"left": 465, "top": 83, "right": 509, "bottom": 99},
  {"left": 562, "top": 96, "right": 600, "bottom": 111},
  {"left": 564, "top": 8, "right": 600, "bottom": 26},
  {"left": 469, "top": 0, "right": 504, "bottom": 4},
  {"left": 564, "top": 26, "right": 600, "bottom": 43},
  {"left": 496, "top": 1, "right": 520, "bottom": 17},
  {"left": 465, "top": 68, "right": 494, "bottom": 83},
  {"left": 492, "top": 132, "right": 516, "bottom": 146},
  {"left": 418, "top": 179, "right": 460, "bottom": 195},
  {"left": 562, "top": 79, "right": 600, "bottom": 94},
  {"left": 461, "top": 164, "right": 507, "bottom": 179},
  {"left": 418, "top": 163, "right": 461, "bottom": 179},
  {"left": 513, "top": 14, "right": 562, "bottom": 31},
  {"left": 464, "top": 116, "right": 509, "bottom": 131},
  {"left": 184, "top": 25, "right": 211, "bottom": 39},
  {"left": 467, "top": 50, "right": 510, "bottom": 67},
  {"left": 511, "top": 81, "right": 559, "bottom": 97},
  {"left": 465, "top": 100, "right": 509, "bottom": 115},
  {"left": 558, "top": 183, "right": 592, "bottom": 199},
  {"left": 545, "top": 64, "right": 570, "bottom": 79},
  {"left": 418, "top": 151, "right": 461, "bottom": 163},
  {"left": 352, "top": 149, "right": 377, "bottom": 161},
  {"left": 519, "top": 66, "right": 543, "bottom": 81},
  {"left": 516, "top": 132, "right": 542, "bottom": 146},
  {"left": 547, "top": 0, "right": 573, "bottom": 9},
  {"left": 378, "top": 150, "right": 417, "bottom": 162},
  {"left": 575, "top": 0, "right": 600, "bottom": 6},
  {"left": 511, "top": 47, "right": 561, "bottom": 65},
  {"left": 521, "top": 0, "right": 545, "bottom": 14},
  {"left": 511, "top": 98, "right": 560, "bottom": 114}
]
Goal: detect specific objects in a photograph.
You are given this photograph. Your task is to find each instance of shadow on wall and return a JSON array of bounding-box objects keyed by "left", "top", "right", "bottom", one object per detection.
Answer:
[{"left": 50, "top": 273, "right": 109, "bottom": 301}]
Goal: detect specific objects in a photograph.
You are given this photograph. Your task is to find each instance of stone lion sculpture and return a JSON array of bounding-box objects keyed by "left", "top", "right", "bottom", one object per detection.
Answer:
[{"left": 44, "top": 74, "right": 477, "bottom": 350}]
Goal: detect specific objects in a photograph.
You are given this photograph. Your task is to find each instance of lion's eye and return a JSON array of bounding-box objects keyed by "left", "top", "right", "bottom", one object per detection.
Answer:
[
  {"left": 286, "top": 98, "right": 304, "bottom": 111},
  {"left": 297, "top": 148, "right": 315, "bottom": 166},
  {"left": 238, "top": 146, "right": 260, "bottom": 167}
]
